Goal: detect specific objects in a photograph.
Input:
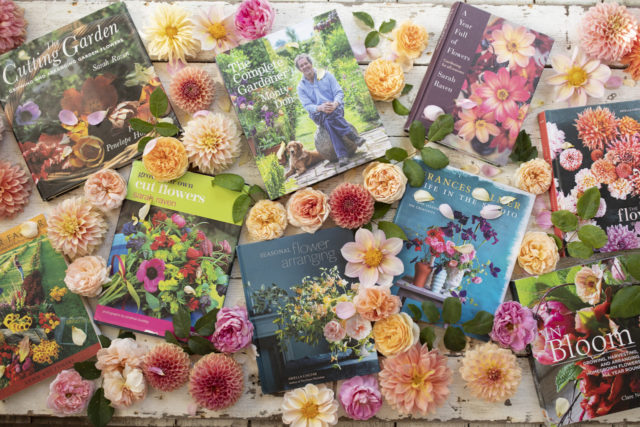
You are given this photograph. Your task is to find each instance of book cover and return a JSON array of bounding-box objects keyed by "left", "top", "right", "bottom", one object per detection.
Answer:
[
  {"left": 0, "top": 215, "right": 100, "bottom": 399},
  {"left": 217, "top": 10, "right": 392, "bottom": 199},
  {"left": 392, "top": 161, "right": 534, "bottom": 335},
  {"left": 539, "top": 100, "right": 640, "bottom": 253},
  {"left": 406, "top": 2, "right": 553, "bottom": 166},
  {"left": 0, "top": 3, "right": 179, "bottom": 201},
  {"left": 513, "top": 256, "right": 640, "bottom": 425},
  {"left": 94, "top": 161, "right": 243, "bottom": 337},
  {"left": 237, "top": 227, "right": 380, "bottom": 394}
]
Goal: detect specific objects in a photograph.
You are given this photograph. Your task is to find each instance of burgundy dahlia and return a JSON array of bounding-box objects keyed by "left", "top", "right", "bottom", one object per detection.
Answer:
[{"left": 329, "top": 183, "right": 374, "bottom": 229}]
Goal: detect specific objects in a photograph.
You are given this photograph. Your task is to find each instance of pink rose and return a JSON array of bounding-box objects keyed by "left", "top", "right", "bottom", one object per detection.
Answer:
[
  {"left": 64, "top": 256, "right": 109, "bottom": 297},
  {"left": 96, "top": 338, "right": 148, "bottom": 372},
  {"left": 324, "top": 320, "right": 346, "bottom": 343},
  {"left": 471, "top": 276, "right": 482, "bottom": 284},
  {"left": 335, "top": 301, "right": 356, "bottom": 320},
  {"left": 490, "top": 301, "right": 536, "bottom": 352},
  {"left": 84, "top": 168, "right": 127, "bottom": 210},
  {"left": 47, "top": 369, "right": 94, "bottom": 415},
  {"left": 171, "top": 213, "right": 186, "bottom": 228},
  {"left": 212, "top": 306, "right": 254, "bottom": 353},
  {"left": 286, "top": 187, "right": 330, "bottom": 234},
  {"left": 345, "top": 314, "right": 372, "bottom": 340},
  {"left": 531, "top": 300, "right": 575, "bottom": 365},
  {"left": 338, "top": 375, "right": 382, "bottom": 420},
  {"left": 234, "top": 0, "right": 275, "bottom": 40}
]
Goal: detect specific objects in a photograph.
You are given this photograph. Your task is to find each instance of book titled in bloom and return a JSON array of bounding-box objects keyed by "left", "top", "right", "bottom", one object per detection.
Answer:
[
  {"left": 539, "top": 100, "right": 640, "bottom": 253},
  {"left": 94, "top": 161, "right": 243, "bottom": 337},
  {"left": 406, "top": 2, "right": 553, "bottom": 165},
  {"left": 0, "top": 215, "right": 101, "bottom": 399}
]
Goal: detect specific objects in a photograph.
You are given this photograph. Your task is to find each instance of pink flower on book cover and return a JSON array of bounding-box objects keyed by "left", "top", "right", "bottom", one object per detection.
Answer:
[
  {"left": 475, "top": 68, "right": 529, "bottom": 123},
  {"left": 136, "top": 259, "right": 165, "bottom": 293},
  {"left": 491, "top": 22, "right": 536, "bottom": 69},
  {"left": 455, "top": 108, "right": 500, "bottom": 143}
]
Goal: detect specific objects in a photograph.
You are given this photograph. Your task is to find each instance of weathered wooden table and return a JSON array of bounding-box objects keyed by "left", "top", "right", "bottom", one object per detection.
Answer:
[{"left": 1, "top": 0, "right": 640, "bottom": 426}]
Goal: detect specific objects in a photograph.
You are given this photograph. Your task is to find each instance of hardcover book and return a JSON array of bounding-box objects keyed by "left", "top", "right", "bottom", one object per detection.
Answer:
[
  {"left": 217, "top": 10, "right": 392, "bottom": 199},
  {"left": 539, "top": 100, "right": 640, "bottom": 253},
  {"left": 237, "top": 227, "right": 380, "bottom": 394},
  {"left": 513, "top": 255, "right": 640, "bottom": 425},
  {"left": 406, "top": 2, "right": 553, "bottom": 165},
  {"left": 392, "top": 161, "right": 534, "bottom": 335},
  {"left": 0, "top": 3, "right": 178, "bottom": 201},
  {"left": 94, "top": 161, "right": 243, "bottom": 336},
  {"left": 0, "top": 215, "right": 101, "bottom": 399}
]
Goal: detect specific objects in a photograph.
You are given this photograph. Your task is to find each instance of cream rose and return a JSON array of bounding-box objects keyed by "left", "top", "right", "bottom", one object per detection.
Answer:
[
  {"left": 372, "top": 312, "right": 419, "bottom": 357},
  {"left": 392, "top": 20, "right": 429, "bottom": 60},
  {"left": 246, "top": 200, "right": 288, "bottom": 241},
  {"left": 517, "top": 231, "right": 559, "bottom": 275},
  {"left": 64, "top": 255, "right": 110, "bottom": 297},
  {"left": 286, "top": 187, "right": 330, "bottom": 233},
  {"left": 364, "top": 58, "right": 405, "bottom": 102},
  {"left": 513, "top": 158, "right": 553, "bottom": 195},
  {"left": 363, "top": 162, "right": 408, "bottom": 203},
  {"left": 84, "top": 168, "right": 127, "bottom": 210}
]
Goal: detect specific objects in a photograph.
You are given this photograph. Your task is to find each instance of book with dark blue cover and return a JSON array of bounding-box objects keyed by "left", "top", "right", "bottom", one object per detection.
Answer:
[{"left": 237, "top": 227, "right": 379, "bottom": 394}]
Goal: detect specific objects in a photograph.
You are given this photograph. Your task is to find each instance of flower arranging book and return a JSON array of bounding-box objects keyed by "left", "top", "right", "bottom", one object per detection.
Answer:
[
  {"left": 237, "top": 227, "right": 379, "bottom": 394},
  {"left": 94, "top": 161, "right": 243, "bottom": 337},
  {"left": 392, "top": 161, "right": 534, "bottom": 335},
  {"left": 217, "top": 10, "right": 392, "bottom": 199},
  {"left": 0, "top": 215, "right": 100, "bottom": 399},
  {"left": 512, "top": 255, "right": 640, "bottom": 425},
  {"left": 0, "top": 3, "right": 178, "bottom": 201},
  {"left": 539, "top": 100, "right": 640, "bottom": 253},
  {"left": 406, "top": 2, "right": 553, "bottom": 165}
]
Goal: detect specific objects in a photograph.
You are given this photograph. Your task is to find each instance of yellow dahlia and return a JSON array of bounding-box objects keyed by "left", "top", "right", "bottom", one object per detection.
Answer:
[
  {"left": 182, "top": 112, "right": 241, "bottom": 175},
  {"left": 144, "top": 4, "right": 200, "bottom": 66},
  {"left": 48, "top": 197, "right": 107, "bottom": 259}
]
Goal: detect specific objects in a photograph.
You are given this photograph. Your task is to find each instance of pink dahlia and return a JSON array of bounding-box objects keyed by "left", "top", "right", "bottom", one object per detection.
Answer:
[
  {"left": 580, "top": 2, "right": 638, "bottom": 63},
  {"left": 340, "top": 228, "right": 403, "bottom": 287},
  {"left": 0, "top": 0, "right": 26, "bottom": 54},
  {"left": 574, "top": 107, "right": 618, "bottom": 151},
  {"left": 143, "top": 343, "right": 190, "bottom": 392},
  {"left": 455, "top": 108, "right": 500, "bottom": 143},
  {"left": 0, "top": 160, "right": 31, "bottom": 218},
  {"left": 329, "top": 183, "right": 374, "bottom": 229},
  {"left": 234, "top": 0, "right": 275, "bottom": 40},
  {"left": 170, "top": 66, "right": 215, "bottom": 114},
  {"left": 189, "top": 353, "right": 243, "bottom": 410},
  {"left": 475, "top": 68, "right": 528, "bottom": 122},
  {"left": 48, "top": 197, "right": 107, "bottom": 259},
  {"left": 338, "top": 375, "right": 382, "bottom": 421},
  {"left": 607, "top": 134, "right": 640, "bottom": 168},
  {"left": 591, "top": 158, "right": 618, "bottom": 184},
  {"left": 47, "top": 369, "right": 94, "bottom": 416},
  {"left": 211, "top": 306, "right": 254, "bottom": 353},
  {"left": 559, "top": 148, "right": 583, "bottom": 171}
]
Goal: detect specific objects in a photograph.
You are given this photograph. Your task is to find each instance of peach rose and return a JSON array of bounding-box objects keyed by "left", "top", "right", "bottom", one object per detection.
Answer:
[
  {"left": 102, "top": 366, "right": 146, "bottom": 408},
  {"left": 513, "top": 158, "right": 553, "bottom": 195},
  {"left": 84, "top": 168, "right": 127, "bottom": 210},
  {"left": 96, "top": 338, "right": 148, "bottom": 372},
  {"left": 64, "top": 255, "right": 110, "bottom": 297},
  {"left": 345, "top": 314, "right": 372, "bottom": 340},
  {"left": 142, "top": 137, "right": 189, "bottom": 182},
  {"left": 517, "top": 231, "right": 559, "bottom": 275},
  {"left": 354, "top": 286, "right": 401, "bottom": 321},
  {"left": 246, "top": 200, "right": 288, "bottom": 241},
  {"left": 363, "top": 162, "right": 408, "bottom": 203},
  {"left": 364, "top": 58, "right": 405, "bottom": 102},
  {"left": 392, "top": 21, "right": 429, "bottom": 61},
  {"left": 372, "top": 312, "right": 419, "bottom": 357},
  {"left": 286, "top": 187, "right": 330, "bottom": 233}
]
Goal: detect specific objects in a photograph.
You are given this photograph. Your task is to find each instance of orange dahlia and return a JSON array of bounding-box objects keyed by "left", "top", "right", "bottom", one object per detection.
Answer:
[
  {"left": 623, "top": 35, "right": 640, "bottom": 80},
  {"left": 47, "top": 197, "right": 107, "bottom": 259},
  {"left": 0, "top": 160, "right": 31, "bottom": 218},
  {"left": 170, "top": 66, "right": 215, "bottom": 114},
  {"left": 607, "top": 135, "right": 640, "bottom": 168},
  {"left": 591, "top": 158, "right": 618, "bottom": 184},
  {"left": 616, "top": 116, "right": 640, "bottom": 137},
  {"left": 574, "top": 107, "right": 618, "bottom": 151}
]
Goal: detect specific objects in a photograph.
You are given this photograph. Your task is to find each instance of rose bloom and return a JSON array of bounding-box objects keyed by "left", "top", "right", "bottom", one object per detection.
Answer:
[
  {"left": 345, "top": 314, "right": 372, "bottom": 340},
  {"left": 47, "top": 369, "right": 94, "bottom": 416},
  {"left": 102, "top": 365, "right": 146, "bottom": 408},
  {"left": 64, "top": 255, "right": 110, "bottom": 297},
  {"left": 513, "top": 158, "right": 553, "bottom": 195},
  {"left": 574, "top": 265, "right": 604, "bottom": 305},
  {"left": 531, "top": 300, "right": 575, "bottom": 365},
  {"left": 142, "top": 137, "right": 189, "bottom": 182},
  {"left": 364, "top": 58, "right": 405, "bottom": 102},
  {"left": 362, "top": 162, "right": 408, "bottom": 204},
  {"left": 517, "top": 231, "right": 559, "bottom": 275},
  {"left": 353, "top": 286, "right": 401, "bottom": 321},
  {"left": 286, "top": 187, "right": 330, "bottom": 233},
  {"left": 490, "top": 301, "right": 536, "bottom": 352},
  {"left": 246, "top": 200, "right": 287, "bottom": 241},
  {"left": 372, "top": 312, "right": 419, "bottom": 357},
  {"left": 338, "top": 375, "right": 382, "bottom": 421},
  {"left": 211, "top": 306, "right": 255, "bottom": 353},
  {"left": 84, "top": 168, "right": 127, "bottom": 210},
  {"left": 324, "top": 320, "right": 346, "bottom": 343},
  {"left": 96, "top": 338, "right": 148, "bottom": 372},
  {"left": 392, "top": 20, "right": 429, "bottom": 61}
]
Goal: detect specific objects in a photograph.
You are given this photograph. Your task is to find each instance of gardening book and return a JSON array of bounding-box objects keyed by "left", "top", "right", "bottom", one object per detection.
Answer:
[
  {"left": 0, "top": 215, "right": 101, "bottom": 399},
  {"left": 539, "top": 100, "right": 640, "bottom": 253},
  {"left": 406, "top": 2, "right": 553, "bottom": 166},
  {"left": 392, "top": 161, "right": 534, "bottom": 336},
  {"left": 512, "top": 255, "right": 640, "bottom": 425},
  {"left": 94, "top": 161, "right": 243, "bottom": 337},
  {"left": 0, "top": 3, "right": 179, "bottom": 201},
  {"left": 237, "top": 227, "right": 380, "bottom": 394},
  {"left": 216, "top": 10, "right": 392, "bottom": 199}
]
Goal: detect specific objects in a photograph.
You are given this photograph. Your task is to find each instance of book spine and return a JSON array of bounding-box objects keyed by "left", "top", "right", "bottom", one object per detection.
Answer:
[{"left": 538, "top": 111, "right": 564, "bottom": 244}]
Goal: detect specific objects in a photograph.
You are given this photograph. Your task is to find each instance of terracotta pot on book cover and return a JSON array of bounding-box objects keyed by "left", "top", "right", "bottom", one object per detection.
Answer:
[{"left": 413, "top": 261, "right": 432, "bottom": 288}]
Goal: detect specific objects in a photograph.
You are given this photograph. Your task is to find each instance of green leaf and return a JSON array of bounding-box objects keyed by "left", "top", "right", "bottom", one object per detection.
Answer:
[
  {"left": 551, "top": 210, "right": 578, "bottom": 232},
  {"left": 409, "top": 120, "right": 426, "bottom": 150},
  {"left": 407, "top": 303, "right": 422, "bottom": 322},
  {"left": 442, "top": 297, "right": 462, "bottom": 324},
  {"left": 371, "top": 202, "right": 391, "bottom": 220},
  {"left": 362, "top": 222, "right": 373, "bottom": 231},
  {"left": 379, "top": 19, "right": 396, "bottom": 33},
  {"left": 621, "top": 254, "right": 640, "bottom": 281},
  {"left": 403, "top": 158, "right": 425, "bottom": 187},
  {"left": 124, "top": 279, "right": 141, "bottom": 310},
  {"left": 566, "top": 241, "right": 593, "bottom": 259},
  {"left": 248, "top": 185, "right": 268, "bottom": 202},
  {"left": 88, "top": 388, "right": 114, "bottom": 427},
  {"left": 421, "top": 301, "right": 440, "bottom": 324},
  {"left": 352, "top": 11, "right": 374, "bottom": 28},
  {"left": 214, "top": 173, "right": 246, "bottom": 192},
  {"left": 392, "top": 99, "right": 410, "bottom": 116},
  {"left": 232, "top": 194, "right": 252, "bottom": 223},
  {"left": 149, "top": 87, "right": 168, "bottom": 118},
  {"left": 194, "top": 308, "right": 220, "bottom": 337},
  {"left": 365, "top": 31, "right": 380, "bottom": 48},
  {"left": 427, "top": 114, "right": 454, "bottom": 142},
  {"left": 576, "top": 187, "right": 601, "bottom": 220},
  {"left": 443, "top": 326, "right": 466, "bottom": 352},
  {"left": 164, "top": 330, "right": 182, "bottom": 347},
  {"left": 118, "top": 330, "right": 136, "bottom": 340},
  {"left": 385, "top": 147, "right": 408, "bottom": 162},
  {"left": 155, "top": 122, "right": 180, "bottom": 137},
  {"left": 548, "top": 233, "right": 563, "bottom": 250},
  {"left": 129, "top": 118, "right": 154, "bottom": 134},
  {"left": 611, "top": 285, "right": 640, "bottom": 318},
  {"left": 420, "top": 147, "right": 449, "bottom": 170},
  {"left": 461, "top": 310, "right": 494, "bottom": 335},
  {"left": 577, "top": 225, "right": 608, "bottom": 249},
  {"left": 74, "top": 360, "right": 101, "bottom": 380},
  {"left": 145, "top": 292, "right": 160, "bottom": 310},
  {"left": 420, "top": 326, "right": 436, "bottom": 350},
  {"left": 401, "top": 84, "right": 413, "bottom": 96},
  {"left": 173, "top": 307, "right": 191, "bottom": 339},
  {"left": 188, "top": 336, "right": 215, "bottom": 355},
  {"left": 555, "top": 364, "right": 582, "bottom": 392},
  {"left": 137, "top": 136, "right": 153, "bottom": 153},
  {"left": 98, "top": 335, "right": 111, "bottom": 348},
  {"left": 509, "top": 130, "right": 538, "bottom": 162},
  {"left": 378, "top": 221, "right": 407, "bottom": 240}
]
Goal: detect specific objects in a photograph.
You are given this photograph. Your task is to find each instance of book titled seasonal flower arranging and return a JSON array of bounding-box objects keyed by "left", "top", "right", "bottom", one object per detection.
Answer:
[
  {"left": 539, "top": 100, "right": 640, "bottom": 253},
  {"left": 0, "top": 215, "right": 100, "bottom": 399},
  {"left": 513, "top": 255, "right": 640, "bottom": 425},
  {"left": 237, "top": 227, "right": 380, "bottom": 394},
  {"left": 406, "top": 2, "right": 553, "bottom": 166},
  {"left": 216, "top": 10, "right": 392, "bottom": 199},
  {"left": 0, "top": 3, "right": 178, "bottom": 201},
  {"left": 94, "top": 161, "right": 243, "bottom": 337},
  {"left": 393, "top": 162, "right": 534, "bottom": 335}
]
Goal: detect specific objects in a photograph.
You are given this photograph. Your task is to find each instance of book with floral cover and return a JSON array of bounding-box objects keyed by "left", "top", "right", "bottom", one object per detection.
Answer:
[
  {"left": 539, "top": 100, "right": 640, "bottom": 253},
  {"left": 406, "top": 2, "right": 553, "bottom": 166}
]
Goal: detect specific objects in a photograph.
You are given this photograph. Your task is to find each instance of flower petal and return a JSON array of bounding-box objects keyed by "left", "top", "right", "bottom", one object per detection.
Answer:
[
  {"left": 341, "top": 242, "right": 364, "bottom": 262},
  {"left": 58, "top": 109, "right": 78, "bottom": 126},
  {"left": 87, "top": 110, "right": 107, "bottom": 126}
]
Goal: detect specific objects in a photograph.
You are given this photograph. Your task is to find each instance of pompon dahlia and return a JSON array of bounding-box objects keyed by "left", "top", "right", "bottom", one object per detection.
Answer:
[
  {"left": 48, "top": 197, "right": 107, "bottom": 259},
  {"left": 0, "top": 160, "right": 31, "bottom": 218},
  {"left": 182, "top": 112, "right": 241, "bottom": 175},
  {"left": 574, "top": 107, "right": 618, "bottom": 151},
  {"left": 559, "top": 148, "right": 583, "bottom": 171},
  {"left": 170, "top": 66, "right": 215, "bottom": 114},
  {"left": 189, "top": 353, "right": 243, "bottom": 410},
  {"left": 143, "top": 343, "right": 190, "bottom": 392},
  {"left": 617, "top": 116, "right": 640, "bottom": 137},
  {"left": 329, "top": 183, "right": 374, "bottom": 229},
  {"left": 591, "top": 158, "right": 618, "bottom": 184},
  {"left": 0, "top": 0, "right": 26, "bottom": 54},
  {"left": 609, "top": 177, "right": 633, "bottom": 200},
  {"left": 629, "top": 169, "right": 640, "bottom": 195},
  {"left": 580, "top": 2, "right": 638, "bottom": 63},
  {"left": 607, "top": 134, "right": 640, "bottom": 167}
]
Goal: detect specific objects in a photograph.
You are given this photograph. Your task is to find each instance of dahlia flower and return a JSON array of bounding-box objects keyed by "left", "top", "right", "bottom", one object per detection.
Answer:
[
  {"left": 235, "top": 0, "right": 275, "bottom": 40},
  {"left": 47, "top": 197, "right": 107, "bottom": 259},
  {"left": 580, "top": 2, "right": 637, "bottom": 63},
  {"left": 602, "top": 224, "right": 639, "bottom": 252},
  {"left": 476, "top": 68, "right": 528, "bottom": 122},
  {"left": 0, "top": 0, "right": 26, "bottom": 54},
  {"left": 591, "top": 159, "right": 618, "bottom": 184},
  {"left": 329, "top": 183, "right": 374, "bottom": 229},
  {"left": 623, "top": 36, "right": 640, "bottom": 80},
  {"left": 491, "top": 22, "right": 535, "bottom": 69},
  {"left": 455, "top": 108, "right": 500, "bottom": 143},
  {"left": 192, "top": 5, "right": 240, "bottom": 55},
  {"left": 281, "top": 383, "right": 338, "bottom": 427},
  {"left": 182, "top": 112, "right": 241, "bottom": 175},
  {"left": 143, "top": 343, "right": 190, "bottom": 392},
  {"left": 144, "top": 4, "right": 200, "bottom": 68},
  {"left": 607, "top": 135, "right": 640, "bottom": 167},
  {"left": 609, "top": 177, "right": 633, "bottom": 199},
  {"left": 170, "top": 66, "right": 215, "bottom": 114},
  {"left": 559, "top": 148, "right": 583, "bottom": 171},
  {"left": 545, "top": 122, "right": 566, "bottom": 160},
  {"left": 189, "top": 353, "right": 243, "bottom": 410},
  {"left": 341, "top": 228, "right": 403, "bottom": 287},
  {"left": 548, "top": 49, "right": 611, "bottom": 107},
  {"left": 617, "top": 116, "right": 640, "bottom": 137},
  {"left": 574, "top": 106, "right": 618, "bottom": 152},
  {"left": 0, "top": 160, "right": 31, "bottom": 218}
]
